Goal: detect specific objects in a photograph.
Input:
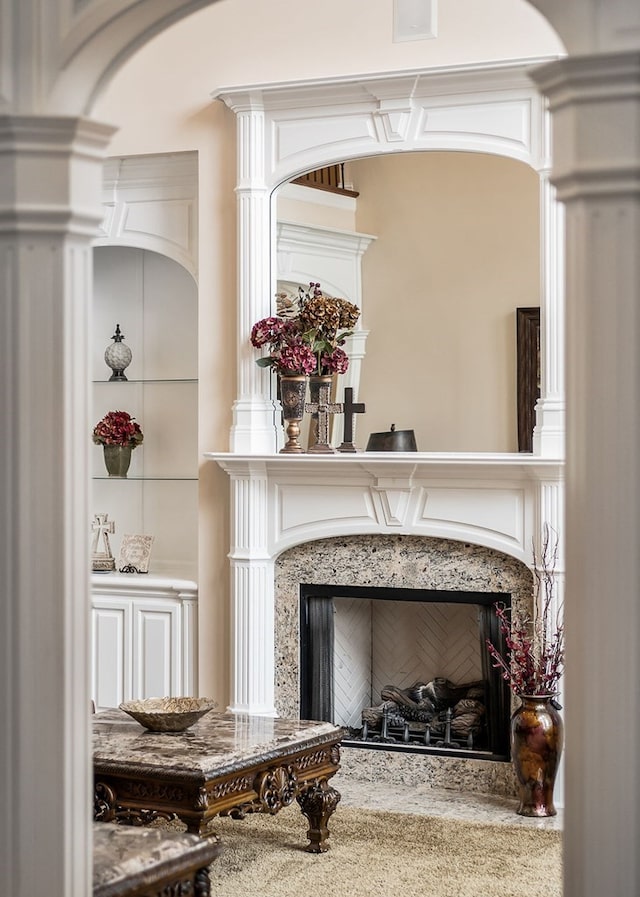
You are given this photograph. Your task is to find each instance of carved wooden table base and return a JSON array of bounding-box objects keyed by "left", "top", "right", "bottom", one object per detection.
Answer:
[{"left": 93, "top": 710, "right": 344, "bottom": 852}]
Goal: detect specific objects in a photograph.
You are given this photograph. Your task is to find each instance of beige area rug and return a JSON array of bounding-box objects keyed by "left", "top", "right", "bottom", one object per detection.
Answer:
[{"left": 204, "top": 806, "right": 562, "bottom": 897}]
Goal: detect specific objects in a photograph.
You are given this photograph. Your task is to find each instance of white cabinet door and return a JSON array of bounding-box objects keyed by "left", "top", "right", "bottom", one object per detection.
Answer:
[
  {"left": 92, "top": 601, "right": 132, "bottom": 710},
  {"left": 91, "top": 575, "right": 197, "bottom": 711},
  {"left": 132, "top": 601, "right": 181, "bottom": 699}
]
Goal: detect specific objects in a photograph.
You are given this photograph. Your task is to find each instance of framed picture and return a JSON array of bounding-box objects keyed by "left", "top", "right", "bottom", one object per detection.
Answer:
[
  {"left": 516, "top": 307, "right": 540, "bottom": 453},
  {"left": 118, "top": 534, "right": 154, "bottom": 573}
]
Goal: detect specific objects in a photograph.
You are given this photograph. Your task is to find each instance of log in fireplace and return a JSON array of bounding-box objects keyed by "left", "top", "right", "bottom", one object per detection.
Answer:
[{"left": 299, "top": 583, "right": 511, "bottom": 761}]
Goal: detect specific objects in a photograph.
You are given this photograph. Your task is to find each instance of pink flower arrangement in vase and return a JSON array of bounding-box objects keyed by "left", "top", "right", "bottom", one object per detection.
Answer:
[
  {"left": 250, "top": 316, "right": 317, "bottom": 376},
  {"left": 92, "top": 410, "right": 143, "bottom": 477}
]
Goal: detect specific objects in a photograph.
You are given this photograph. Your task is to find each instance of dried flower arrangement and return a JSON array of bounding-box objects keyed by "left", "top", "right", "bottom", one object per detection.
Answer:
[
  {"left": 92, "top": 410, "right": 144, "bottom": 447},
  {"left": 250, "top": 282, "right": 360, "bottom": 376},
  {"left": 250, "top": 316, "right": 317, "bottom": 376},
  {"left": 486, "top": 525, "right": 564, "bottom": 700}
]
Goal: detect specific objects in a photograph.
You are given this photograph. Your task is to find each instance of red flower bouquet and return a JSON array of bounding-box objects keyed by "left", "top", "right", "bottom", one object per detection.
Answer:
[{"left": 92, "top": 411, "right": 144, "bottom": 448}]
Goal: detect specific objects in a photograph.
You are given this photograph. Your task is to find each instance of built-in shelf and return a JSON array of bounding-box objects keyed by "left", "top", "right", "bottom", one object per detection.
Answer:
[
  {"left": 93, "top": 475, "right": 197, "bottom": 481},
  {"left": 90, "top": 153, "right": 200, "bottom": 711},
  {"left": 92, "top": 378, "right": 198, "bottom": 385}
]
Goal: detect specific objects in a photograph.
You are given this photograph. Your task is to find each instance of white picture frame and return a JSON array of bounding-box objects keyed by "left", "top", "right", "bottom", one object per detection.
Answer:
[{"left": 118, "top": 533, "right": 154, "bottom": 573}]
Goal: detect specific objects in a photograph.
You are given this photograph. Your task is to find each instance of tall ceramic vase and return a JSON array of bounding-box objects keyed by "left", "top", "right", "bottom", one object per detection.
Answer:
[
  {"left": 279, "top": 375, "right": 308, "bottom": 454},
  {"left": 103, "top": 444, "right": 133, "bottom": 478},
  {"left": 510, "top": 694, "right": 563, "bottom": 817}
]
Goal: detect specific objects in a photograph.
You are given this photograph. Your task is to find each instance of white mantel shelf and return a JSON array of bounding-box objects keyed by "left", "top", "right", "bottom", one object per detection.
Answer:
[
  {"left": 208, "top": 451, "right": 563, "bottom": 475},
  {"left": 207, "top": 451, "right": 564, "bottom": 563}
]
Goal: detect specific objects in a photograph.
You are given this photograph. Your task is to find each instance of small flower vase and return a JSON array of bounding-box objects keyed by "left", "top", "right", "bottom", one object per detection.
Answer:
[
  {"left": 278, "top": 375, "right": 308, "bottom": 454},
  {"left": 510, "top": 694, "right": 563, "bottom": 817},
  {"left": 103, "top": 444, "right": 133, "bottom": 478}
]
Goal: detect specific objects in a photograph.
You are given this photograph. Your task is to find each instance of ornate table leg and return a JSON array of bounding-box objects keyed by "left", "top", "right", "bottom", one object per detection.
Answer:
[
  {"left": 94, "top": 781, "right": 116, "bottom": 822},
  {"left": 296, "top": 778, "right": 341, "bottom": 853},
  {"left": 194, "top": 867, "right": 212, "bottom": 897}
]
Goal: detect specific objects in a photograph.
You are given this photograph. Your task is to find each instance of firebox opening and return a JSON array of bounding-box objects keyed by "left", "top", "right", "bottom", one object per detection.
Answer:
[{"left": 300, "top": 583, "right": 511, "bottom": 761}]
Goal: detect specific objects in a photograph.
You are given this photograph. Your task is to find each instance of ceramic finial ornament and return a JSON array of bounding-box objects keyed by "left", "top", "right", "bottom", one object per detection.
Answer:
[{"left": 104, "top": 324, "right": 132, "bottom": 381}]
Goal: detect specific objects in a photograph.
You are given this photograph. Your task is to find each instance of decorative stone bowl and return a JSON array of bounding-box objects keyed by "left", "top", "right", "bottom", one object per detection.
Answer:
[{"left": 119, "top": 697, "right": 218, "bottom": 733}]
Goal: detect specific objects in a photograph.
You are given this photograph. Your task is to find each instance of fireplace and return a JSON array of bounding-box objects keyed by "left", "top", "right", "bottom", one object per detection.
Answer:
[
  {"left": 299, "top": 583, "right": 512, "bottom": 761},
  {"left": 270, "top": 534, "right": 533, "bottom": 793},
  {"left": 209, "top": 453, "right": 563, "bottom": 797}
]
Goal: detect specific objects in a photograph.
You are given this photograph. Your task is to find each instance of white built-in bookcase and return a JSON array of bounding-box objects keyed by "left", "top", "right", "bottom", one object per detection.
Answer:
[{"left": 90, "top": 152, "right": 199, "bottom": 708}]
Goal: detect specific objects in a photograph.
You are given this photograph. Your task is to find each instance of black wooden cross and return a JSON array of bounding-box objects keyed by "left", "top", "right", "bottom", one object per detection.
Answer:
[
  {"left": 305, "top": 384, "right": 343, "bottom": 454},
  {"left": 337, "top": 387, "right": 366, "bottom": 453}
]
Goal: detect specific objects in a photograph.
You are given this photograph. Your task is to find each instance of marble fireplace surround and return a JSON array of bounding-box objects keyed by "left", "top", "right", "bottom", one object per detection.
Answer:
[{"left": 275, "top": 532, "right": 532, "bottom": 718}]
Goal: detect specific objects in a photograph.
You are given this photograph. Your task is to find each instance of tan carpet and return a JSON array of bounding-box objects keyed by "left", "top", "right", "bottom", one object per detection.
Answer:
[{"left": 204, "top": 806, "right": 562, "bottom": 897}]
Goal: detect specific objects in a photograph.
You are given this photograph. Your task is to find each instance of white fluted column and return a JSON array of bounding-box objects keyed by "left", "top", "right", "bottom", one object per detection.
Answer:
[
  {"left": 533, "top": 52, "right": 640, "bottom": 897},
  {"left": 533, "top": 171, "right": 566, "bottom": 457},
  {"left": 532, "top": 475, "right": 565, "bottom": 808},
  {"left": 227, "top": 97, "right": 278, "bottom": 453},
  {"left": 0, "top": 116, "right": 114, "bottom": 897},
  {"left": 227, "top": 465, "right": 276, "bottom": 714}
]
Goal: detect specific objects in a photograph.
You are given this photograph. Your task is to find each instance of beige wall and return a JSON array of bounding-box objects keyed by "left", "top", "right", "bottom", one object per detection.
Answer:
[
  {"left": 277, "top": 190, "right": 357, "bottom": 232},
  {"left": 91, "top": 0, "right": 564, "bottom": 705},
  {"left": 353, "top": 152, "right": 540, "bottom": 452}
]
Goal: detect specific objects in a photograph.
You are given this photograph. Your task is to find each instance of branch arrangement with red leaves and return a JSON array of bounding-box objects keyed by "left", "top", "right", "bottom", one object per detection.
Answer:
[{"left": 486, "top": 524, "right": 564, "bottom": 698}]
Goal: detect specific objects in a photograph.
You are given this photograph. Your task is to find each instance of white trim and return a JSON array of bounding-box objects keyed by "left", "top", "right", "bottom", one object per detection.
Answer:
[{"left": 278, "top": 182, "right": 357, "bottom": 211}]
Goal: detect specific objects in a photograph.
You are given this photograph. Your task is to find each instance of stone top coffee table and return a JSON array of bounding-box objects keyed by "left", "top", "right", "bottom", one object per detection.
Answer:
[
  {"left": 93, "top": 822, "right": 221, "bottom": 897},
  {"left": 93, "top": 709, "right": 344, "bottom": 852}
]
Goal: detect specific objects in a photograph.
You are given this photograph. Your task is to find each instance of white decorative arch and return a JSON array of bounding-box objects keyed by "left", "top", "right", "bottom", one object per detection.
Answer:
[
  {"left": 94, "top": 151, "right": 199, "bottom": 279},
  {"left": 214, "top": 57, "right": 565, "bottom": 457}
]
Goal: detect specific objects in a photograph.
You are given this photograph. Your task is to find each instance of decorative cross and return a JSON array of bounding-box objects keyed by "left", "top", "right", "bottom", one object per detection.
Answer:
[
  {"left": 305, "top": 384, "right": 343, "bottom": 454},
  {"left": 337, "top": 387, "right": 366, "bottom": 453},
  {"left": 91, "top": 513, "right": 116, "bottom": 572}
]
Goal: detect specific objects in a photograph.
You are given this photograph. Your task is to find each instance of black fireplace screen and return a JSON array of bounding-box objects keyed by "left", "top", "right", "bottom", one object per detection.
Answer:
[{"left": 300, "top": 583, "right": 511, "bottom": 760}]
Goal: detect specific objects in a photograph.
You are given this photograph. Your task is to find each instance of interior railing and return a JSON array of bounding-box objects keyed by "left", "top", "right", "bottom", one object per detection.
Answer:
[{"left": 292, "top": 164, "right": 359, "bottom": 197}]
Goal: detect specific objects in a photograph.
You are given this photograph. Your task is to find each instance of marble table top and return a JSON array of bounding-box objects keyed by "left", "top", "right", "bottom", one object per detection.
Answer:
[
  {"left": 93, "top": 709, "right": 343, "bottom": 780},
  {"left": 93, "top": 822, "right": 220, "bottom": 894}
]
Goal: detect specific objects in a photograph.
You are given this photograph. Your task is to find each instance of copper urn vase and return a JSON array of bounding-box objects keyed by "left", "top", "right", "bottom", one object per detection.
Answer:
[
  {"left": 511, "top": 694, "right": 563, "bottom": 817},
  {"left": 278, "top": 374, "right": 308, "bottom": 454}
]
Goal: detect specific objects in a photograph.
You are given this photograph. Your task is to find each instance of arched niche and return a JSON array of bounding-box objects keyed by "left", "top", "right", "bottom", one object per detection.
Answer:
[
  {"left": 92, "top": 150, "right": 200, "bottom": 576},
  {"left": 214, "top": 58, "right": 565, "bottom": 458},
  {"left": 94, "top": 151, "right": 199, "bottom": 279}
]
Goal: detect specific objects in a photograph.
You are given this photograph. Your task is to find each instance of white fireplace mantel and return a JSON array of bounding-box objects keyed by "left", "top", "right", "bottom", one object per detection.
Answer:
[{"left": 207, "top": 451, "right": 564, "bottom": 715}]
